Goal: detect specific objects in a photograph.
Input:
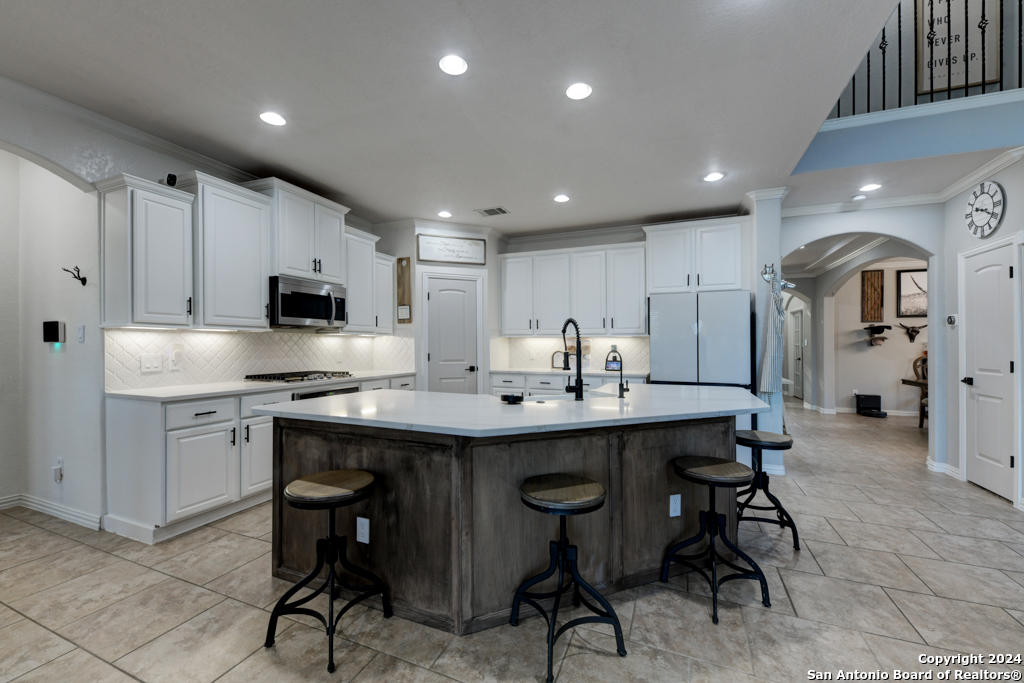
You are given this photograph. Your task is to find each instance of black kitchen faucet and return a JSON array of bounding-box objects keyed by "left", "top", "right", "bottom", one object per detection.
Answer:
[{"left": 562, "top": 318, "right": 584, "bottom": 401}]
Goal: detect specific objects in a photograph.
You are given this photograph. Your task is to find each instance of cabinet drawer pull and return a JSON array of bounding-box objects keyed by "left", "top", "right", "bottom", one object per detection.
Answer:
[
  {"left": 400, "top": 383, "right": 410, "bottom": 387},
  {"left": 244, "top": 424, "right": 250, "bottom": 443},
  {"left": 194, "top": 410, "right": 217, "bottom": 417},
  {"left": 540, "top": 381, "right": 551, "bottom": 385},
  {"left": 502, "top": 380, "right": 513, "bottom": 383},
  {"left": 186, "top": 297, "right": 192, "bottom": 316},
  {"left": 372, "top": 386, "right": 383, "bottom": 390},
  {"left": 231, "top": 427, "right": 236, "bottom": 446}
]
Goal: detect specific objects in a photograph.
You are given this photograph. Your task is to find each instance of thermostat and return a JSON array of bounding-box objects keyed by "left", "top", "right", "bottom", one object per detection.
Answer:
[
  {"left": 946, "top": 314, "right": 958, "bottom": 327},
  {"left": 43, "top": 321, "right": 66, "bottom": 343}
]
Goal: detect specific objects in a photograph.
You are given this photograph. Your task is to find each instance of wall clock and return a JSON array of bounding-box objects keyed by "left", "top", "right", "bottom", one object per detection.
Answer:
[{"left": 965, "top": 181, "right": 1004, "bottom": 238}]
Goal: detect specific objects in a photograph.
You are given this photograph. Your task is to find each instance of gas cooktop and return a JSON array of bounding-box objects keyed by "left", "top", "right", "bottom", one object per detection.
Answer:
[{"left": 244, "top": 371, "right": 352, "bottom": 383}]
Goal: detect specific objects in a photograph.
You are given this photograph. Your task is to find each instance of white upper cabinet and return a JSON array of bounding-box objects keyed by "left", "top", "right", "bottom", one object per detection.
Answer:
[
  {"left": 177, "top": 172, "right": 271, "bottom": 330},
  {"left": 571, "top": 251, "right": 607, "bottom": 335},
  {"left": 501, "top": 256, "right": 535, "bottom": 335},
  {"left": 98, "top": 175, "right": 196, "bottom": 328},
  {"left": 533, "top": 254, "right": 571, "bottom": 335},
  {"left": 694, "top": 223, "right": 742, "bottom": 291},
  {"left": 242, "top": 178, "right": 351, "bottom": 284},
  {"left": 607, "top": 247, "right": 647, "bottom": 334},
  {"left": 344, "top": 229, "right": 379, "bottom": 333},
  {"left": 645, "top": 226, "right": 692, "bottom": 293},
  {"left": 499, "top": 245, "right": 647, "bottom": 337},
  {"left": 375, "top": 254, "right": 395, "bottom": 334},
  {"left": 644, "top": 219, "right": 746, "bottom": 295},
  {"left": 316, "top": 204, "right": 347, "bottom": 285}
]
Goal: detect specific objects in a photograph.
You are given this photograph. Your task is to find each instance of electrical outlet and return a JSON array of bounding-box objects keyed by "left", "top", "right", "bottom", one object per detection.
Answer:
[
  {"left": 169, "top": 344, "right": 184, "bottom": 371},
  {"left": 529, "top": 348, "right": 536, "bottom": 360},
  {"left": 356, "top": 517, "right": 370, "bottom": 544},
  {"left": 77, "top": 325, "right": 85, "bottom": 343},
  {"left": 853, "top": 390, "right": 859, "bottom": 396},
  {"left": 53, "top": 459, "right": 63, "bottom": 483},
  {"left": 669, "top": 494, "right": 681, "bottom": 518},
  {"left": 141, "top": 354, "right": 162, "bottom": 374}
]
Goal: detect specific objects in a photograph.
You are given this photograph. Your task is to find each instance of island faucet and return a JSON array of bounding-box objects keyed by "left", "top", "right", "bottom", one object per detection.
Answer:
[{"left": 562, "top": 318, "right": 584, "bottom": 401}]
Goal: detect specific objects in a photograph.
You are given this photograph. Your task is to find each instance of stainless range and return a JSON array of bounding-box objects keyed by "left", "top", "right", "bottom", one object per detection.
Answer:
[{"left": 244, "top": 371, "right": 358, "bottom": 400}]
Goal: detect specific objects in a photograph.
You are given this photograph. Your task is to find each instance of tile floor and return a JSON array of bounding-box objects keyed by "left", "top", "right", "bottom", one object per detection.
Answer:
[{"left": 2, "top": 401, "right": 1024, "bottom": 682}]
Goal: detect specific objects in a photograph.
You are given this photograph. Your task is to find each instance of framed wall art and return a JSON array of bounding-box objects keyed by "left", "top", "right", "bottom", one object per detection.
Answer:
[
  {"left": 897, "top": 269, "right": 928, "bottom": 318},
  {"left": 861, "top": 270, "right": 884, "bottom": 323}
]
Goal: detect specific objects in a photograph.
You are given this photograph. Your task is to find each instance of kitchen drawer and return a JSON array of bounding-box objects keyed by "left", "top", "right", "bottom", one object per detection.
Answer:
[
  {"left": 526, "top": 375, "right": 563, "bottom": 390},
  {"left": 390, "top": 376, "right": 415, "bottom": 391},
  {"left": 491, "top": 388, "right": 524, "bottom": 398},
  {"left": 240, "top": 390, "right": 293, "bottom": 418},
  {"left": 360, "top": 379, "right": 389, "bottom": 392},
  {"left": 165, "top": 397, "right": 238, "bottom": 431},
  {"left": 491, "top": 374, "right": 525, "bottom": 389}
]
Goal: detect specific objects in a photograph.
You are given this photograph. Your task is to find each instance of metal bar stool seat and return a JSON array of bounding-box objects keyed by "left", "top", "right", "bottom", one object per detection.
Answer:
[
  {"left": 735, "top": 429, "right": 799, "bottom": 550},
  {"left": 265, "top": 470, "right": 392, "bottom": 673},
  {"left": 661, "top": 456, "right": 770, "bottom": 624},
  {"left": 510, "top": 473, "right": 626, "bottom": 683}
]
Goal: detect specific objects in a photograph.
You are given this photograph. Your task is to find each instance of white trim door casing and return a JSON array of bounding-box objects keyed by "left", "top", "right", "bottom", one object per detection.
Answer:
[
  {"left": 958, "top": 231, "right": 1023, "bottom": 508},
  {"left": 420, "top": 268, "right": 487, "bottom": 395}
]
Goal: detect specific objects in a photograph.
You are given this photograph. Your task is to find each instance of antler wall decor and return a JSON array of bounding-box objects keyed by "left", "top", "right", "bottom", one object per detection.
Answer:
[{"left": 899, "top": 323, "right": 927, "bottom": 342}]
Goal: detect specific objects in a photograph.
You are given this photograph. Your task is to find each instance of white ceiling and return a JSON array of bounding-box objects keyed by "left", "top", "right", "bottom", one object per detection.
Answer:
[
  {"left": 782, "top": 234, "right": 889, "bottom": 277},
  {"left": 0, "top": 0, "right": 900, "bottom": 233}
]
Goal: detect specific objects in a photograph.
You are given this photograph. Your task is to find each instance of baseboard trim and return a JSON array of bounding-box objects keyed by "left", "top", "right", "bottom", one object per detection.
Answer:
[
  {"left": 763, "top": 464, "right": 787, "bottom": 476},
  {"left": 926, "top": 458, "right": 961, "bottom": 479},
  {"left": 104, "top": 491, "right": 271, "bottom": 545},
  {"left": 835, "top": 407, "right": 919, "bottom": 417},
  {"left": 0, "top": 494, "right": 102, "bottom": 530}
]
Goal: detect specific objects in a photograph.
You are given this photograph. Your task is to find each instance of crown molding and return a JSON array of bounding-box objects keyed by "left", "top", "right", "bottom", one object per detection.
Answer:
[
  {"left": 746, "top": 187, "right": 791, "bottom": 202},
  {"left": 507, "top": 223, "right": 645, "bottom": 250},
  {"left": 782, "top": 146, "right": 1024, "bottom": 218},
  {"left": 818, "top": 88, "right": 1024, "bottom": 133},
  {"left": 0, "top": 75, "right": 255, "bottom": 184}
]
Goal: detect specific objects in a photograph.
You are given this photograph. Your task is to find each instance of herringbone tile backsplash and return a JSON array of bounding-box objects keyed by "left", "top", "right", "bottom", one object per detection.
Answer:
[{"left": 105, "top": 328, "right": 415, "bottom": 391}]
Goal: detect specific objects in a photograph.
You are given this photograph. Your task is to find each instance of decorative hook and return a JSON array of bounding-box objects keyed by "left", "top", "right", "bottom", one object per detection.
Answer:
[{"left": 62, "top": 266, "right": 87, "bottom": 287}]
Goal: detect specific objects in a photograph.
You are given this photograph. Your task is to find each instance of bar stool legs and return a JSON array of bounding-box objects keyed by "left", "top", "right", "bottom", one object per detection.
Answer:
[
  {"left": 737, "top": 447, "right": 800, "bottom": 550},
  {"left": 661, "top": 485, "right": 770, "bottom": 624},
  {"left": 265, "top": 509, "right": 392, "bottom": 673},
  {"left": 510, "top": 515, "right": 626, "bottom": 683}
]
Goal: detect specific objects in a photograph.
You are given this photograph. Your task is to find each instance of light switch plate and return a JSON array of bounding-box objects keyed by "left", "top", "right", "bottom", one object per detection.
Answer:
[
  {"left": 356, "top": 517, "right": 370, "bottom": 544},
  {"left": 141, "top": 354, "right": 162, "bottom": 374},
  {"left": 669, "top": 494, "right": 681, "bottom": 518},
  {"left": 77, "top": 325, "right": 85, "bottom": 343}
]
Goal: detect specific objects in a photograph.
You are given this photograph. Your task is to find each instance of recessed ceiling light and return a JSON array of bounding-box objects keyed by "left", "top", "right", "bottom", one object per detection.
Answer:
[
  {"left": 799, "top": 245, "right": 806, "bottom": 249},
  {"left": 554, "top": 194, "right": 570, "bottom": 203},
  {"left": 703, "top": 172, "right": 725, "bottom": 182},
  {"left": 259, "top": 112, "right": 286, "bottom": 126},
  {"left": 859, "top": 183, "right": 881, "bottom": 192},
  {"left": 852, "top": 194, "right": 867, "bottom": 201},
  {"left": 565, "top": 83, "right": 592, "bottom": 100},
  {"left": 437, "top": 211, "right": 452, "bottom": 218},
  {"left": 439, "top": 55, "right": 468, "bottom": 75}
]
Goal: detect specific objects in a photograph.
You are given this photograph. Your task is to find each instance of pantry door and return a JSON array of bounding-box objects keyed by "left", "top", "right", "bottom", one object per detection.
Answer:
[{"left": 427, "top": 277, "right": 479, "bottom": 394}]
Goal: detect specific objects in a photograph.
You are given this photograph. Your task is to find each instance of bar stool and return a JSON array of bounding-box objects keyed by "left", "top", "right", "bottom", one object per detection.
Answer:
[
  {"left": 661, "top": 456, "right": 770, "bottom": 624},
  {"left": 510, "top": 473, "right": 626, "bottom": 683},
  {"left": 736, "top": 430, "right": 799, "bottom": 550},
  {"left": 265, "top": 470, "right": 392, "bottom": 673}
]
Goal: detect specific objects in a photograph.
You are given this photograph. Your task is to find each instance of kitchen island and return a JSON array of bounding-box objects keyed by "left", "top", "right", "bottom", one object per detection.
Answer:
[{"left": 252, "top": 387, "right": 768, "bottom": 635}]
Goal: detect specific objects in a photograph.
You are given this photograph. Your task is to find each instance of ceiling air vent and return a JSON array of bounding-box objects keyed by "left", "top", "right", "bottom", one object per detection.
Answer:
[{"left": 474, "top": 206, "right": 510, "bottom": 217}]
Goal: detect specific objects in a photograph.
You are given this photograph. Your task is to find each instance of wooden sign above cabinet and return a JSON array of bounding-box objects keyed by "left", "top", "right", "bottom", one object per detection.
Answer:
[{"left": 417, "top": 234, "right": 486, "bottom": 265}]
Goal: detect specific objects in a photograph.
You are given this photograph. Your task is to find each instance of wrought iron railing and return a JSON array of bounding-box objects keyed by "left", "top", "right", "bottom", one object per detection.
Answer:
[{"left": 829, "top": 0, "right": 1023, "bottom": 118}]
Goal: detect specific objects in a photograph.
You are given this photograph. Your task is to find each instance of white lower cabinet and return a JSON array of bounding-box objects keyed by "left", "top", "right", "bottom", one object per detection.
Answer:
[
  {"left": 241, "top": 416, "right": 273, "bottom": 497},
  {"left": 390, "top": 376, "right": 415, "bottom": 390},
  {"left": 166, "top": 420, "right": 239, "bottom": 524},
  {"left": 360, "top": 379, "right": 389, "bottom": 391}
]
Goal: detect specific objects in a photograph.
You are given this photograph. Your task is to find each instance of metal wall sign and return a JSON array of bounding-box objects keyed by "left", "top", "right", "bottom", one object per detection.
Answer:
[
  {"left": 417, "top": 234, "right": 486, "bottom": 265},
  {"left": 917, "top": 0, "right": 1001, "bottom": 94}
]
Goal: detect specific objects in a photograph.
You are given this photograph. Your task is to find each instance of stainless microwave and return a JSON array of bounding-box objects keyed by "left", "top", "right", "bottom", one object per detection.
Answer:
[{"left": 269, "top": 276, "right": 346, "bottom": 329}]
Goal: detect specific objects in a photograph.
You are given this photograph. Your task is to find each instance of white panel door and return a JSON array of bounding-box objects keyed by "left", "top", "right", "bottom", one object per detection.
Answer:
[
  {"left": 646, "top": 228, "right": 692, "bottom": 293},
  {"left": 649, "top": 293, "right": 698, "bottom": 383},
  {"left": 344, "top": 234, "right": 376, "bottom": 332},
  {"left": 501, "top": 257, "right": 535, "bottom": 335},
  {"left": 277, "top": 190, "right": 316, "bottom": 279},
  {"left": 607, "top": 247, "right": 647, "bottom": 334},
  {"left": 695, "top": 223, "right": 742, "bottom": 291},
  {"left": 428, "top": 277, "right": 479, "bottom": 393},
  {"left": 166, "top": 421, "right": 238, "bottom": 523},
  {"left": 202, "top": 185, "right": 269, "bottom": 329},
  {"left": 534, "top": 254, "right": 571, "bottom": 335},
  {"left": 315, "top": 204, "right": 347, "bottom": 285},
  {"left": 571, "top": 251, "right": 607, "bottom": 335},
  {"left": 697, "top": 290, "right": 751, "bottom": 385},
  {"left": 964, "top": 244, "right": 1015, "bottom": 501},
  {"left": 241, "top": 417, "right": 273, "bottom": 497},
  {"left": 133, "top": 188, "right": 193, "bottom": 326},
  {"left": 375, "top": 256, "right": 394, "bottom": 334}
]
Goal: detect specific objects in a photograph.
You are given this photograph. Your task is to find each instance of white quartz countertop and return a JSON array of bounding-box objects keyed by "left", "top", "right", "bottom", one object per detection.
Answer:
[
  {"left": 251, "top": 386, "right": 769, "bottom": 437},
  {"left": 105, "top": 371, "right": 414, "bottom": 402}
]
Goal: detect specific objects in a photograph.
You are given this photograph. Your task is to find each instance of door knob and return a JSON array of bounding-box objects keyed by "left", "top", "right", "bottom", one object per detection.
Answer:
[
  {"left": 961, "top": 377, "right": 974, "bottom": 385},
  {"left": 465, "top": 366, "right": 477, "bottom": 372}
]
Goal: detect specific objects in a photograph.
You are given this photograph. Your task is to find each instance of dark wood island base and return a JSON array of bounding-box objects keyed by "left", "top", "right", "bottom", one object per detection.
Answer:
[{"left": 271, "top": 415, "right": 737, "bottom": 636}]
